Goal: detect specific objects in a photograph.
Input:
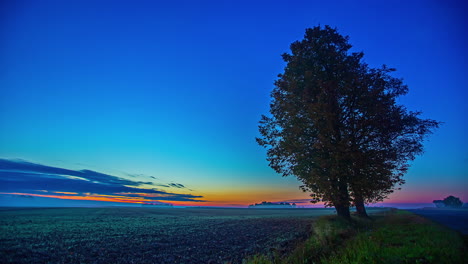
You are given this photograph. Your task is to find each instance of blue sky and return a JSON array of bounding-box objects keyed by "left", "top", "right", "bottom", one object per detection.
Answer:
[{"left": 1, "top": 0, "right": 467, "bottom": 206}]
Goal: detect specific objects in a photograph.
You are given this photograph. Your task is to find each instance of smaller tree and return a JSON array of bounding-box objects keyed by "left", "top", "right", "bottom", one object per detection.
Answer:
[{"left": 443, "top": 196, "right": 463, "bottom": 208}]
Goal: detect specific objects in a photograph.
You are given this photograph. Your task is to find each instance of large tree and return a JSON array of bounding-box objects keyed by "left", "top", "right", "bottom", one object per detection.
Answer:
[
  {"left": 343, "top": 65, "right": 439, "bottom": 217},
  {"left": 257, "top": 26, "right": 439, "bottom": 219}
]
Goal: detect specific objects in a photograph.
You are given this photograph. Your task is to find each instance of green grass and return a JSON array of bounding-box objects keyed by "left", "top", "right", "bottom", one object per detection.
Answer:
[
  {"left": 246, "top": 210, "right": 467, "bottom": 264},
  {"left": 246, "top": 214, "right": 369, "bottom": 264},
  {"left": 323, "top": 210, "right": 467, "bottom": 264}
]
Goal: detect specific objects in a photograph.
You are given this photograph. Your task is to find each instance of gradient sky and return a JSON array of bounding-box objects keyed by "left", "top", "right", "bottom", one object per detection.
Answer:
[{"left": 1, "top": 0, "right": 467, "bottom": 207}]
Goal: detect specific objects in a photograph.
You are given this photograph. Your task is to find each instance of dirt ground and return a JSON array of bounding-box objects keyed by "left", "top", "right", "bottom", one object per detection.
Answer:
[{"left": 0, "top": 207, "right": 335, "bottom": 264}]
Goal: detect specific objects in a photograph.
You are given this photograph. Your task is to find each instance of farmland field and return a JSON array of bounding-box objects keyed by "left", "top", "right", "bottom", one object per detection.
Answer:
[
  {"left": 0, "top": 207, "right": 335, "bottom": 264},
  {"left": 407, "top": 208, "right": 468, "bottom": 234}
]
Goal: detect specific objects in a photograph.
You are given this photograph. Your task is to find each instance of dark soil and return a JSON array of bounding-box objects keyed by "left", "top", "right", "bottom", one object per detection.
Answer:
[{"left": 0, "top": 207, "right": 334, "bottom": 264}]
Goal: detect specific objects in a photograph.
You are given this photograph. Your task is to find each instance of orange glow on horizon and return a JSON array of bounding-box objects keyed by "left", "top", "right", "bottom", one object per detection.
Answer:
[
  {"left": 4, "top": 188, "right": 455, "bottom": 207},
  {"left": 53, "top": 191, "right": 79, "bottom": 195},
  {"left": 1, "top": 192, "right": 149, "bottom": 204},
  {"left": 0, "top": 191, "right": 316, "bottom": 207}
]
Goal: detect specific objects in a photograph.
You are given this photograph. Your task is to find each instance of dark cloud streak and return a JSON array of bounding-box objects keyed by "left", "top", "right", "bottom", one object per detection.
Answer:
[
  {"left": 0, "top": 159, "right": 204, "bottom": 203},
  {"left": 0, "top": 159, "right": 151, "bottom": 186},
  {"left": 169, "top": 183, "right": 186, "bottom": 189}
]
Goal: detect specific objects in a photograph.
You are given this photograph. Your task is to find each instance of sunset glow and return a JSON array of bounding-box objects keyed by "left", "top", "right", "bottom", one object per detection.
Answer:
[{"left": 1, "top": 1, "right": 466, "bottom": 209}]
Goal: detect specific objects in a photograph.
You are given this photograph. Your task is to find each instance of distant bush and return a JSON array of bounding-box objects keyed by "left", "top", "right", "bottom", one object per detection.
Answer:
[{"left": 443, "top": 195, "right": 463, "bottom": 208}]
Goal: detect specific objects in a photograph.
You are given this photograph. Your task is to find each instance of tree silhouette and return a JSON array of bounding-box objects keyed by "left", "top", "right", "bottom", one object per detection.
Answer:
[
  {"left": 257, "top": 26, "right": 439, "bottom": 219},
  {"left": 343, "top": 64, "right": 440, "bottom": 217},
  {"left": 443, "top": 196, "right": 463, "bottom": 208}
]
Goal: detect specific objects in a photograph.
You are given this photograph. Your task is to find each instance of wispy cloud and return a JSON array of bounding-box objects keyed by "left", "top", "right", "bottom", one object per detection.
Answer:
[
  {"left": 125, "top": 173, "right": 174, "bottom": 187},
  {"left": 0, "top": 158, "right": 205, "bottom": 204},
  {"left": 169, "top": 183, "right": 185, "bottom": 188}
]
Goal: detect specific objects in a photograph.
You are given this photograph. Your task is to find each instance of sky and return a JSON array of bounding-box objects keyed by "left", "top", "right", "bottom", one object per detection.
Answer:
[{"left": 1, "top": 0, "right": 467, "bottom": 208}]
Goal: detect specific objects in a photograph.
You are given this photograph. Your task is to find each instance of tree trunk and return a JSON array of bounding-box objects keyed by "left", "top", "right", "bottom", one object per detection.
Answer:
[
  {"left": 334, "top": 179, "right": 351, "bottom": 220},
  {"left": 354, "top": 195, "right": 369, "bottom": 218},
  {"left": 335, "top": 204, "right": 351, "bottom": 219}
]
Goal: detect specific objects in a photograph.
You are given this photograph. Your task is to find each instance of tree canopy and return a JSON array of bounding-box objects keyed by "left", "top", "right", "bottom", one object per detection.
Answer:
[
  {"left": 443, "top": 196, "right": 463, "bottom": 208},
  {"left": 257, "top": 25, "right": 440, "bottom": 218}
]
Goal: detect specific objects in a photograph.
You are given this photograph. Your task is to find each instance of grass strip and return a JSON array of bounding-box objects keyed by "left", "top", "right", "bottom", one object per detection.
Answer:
[{"left": 245, "top": 210, "right": 467, "bottom": 264}]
